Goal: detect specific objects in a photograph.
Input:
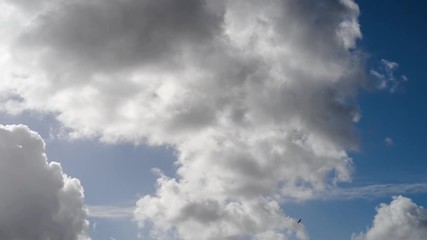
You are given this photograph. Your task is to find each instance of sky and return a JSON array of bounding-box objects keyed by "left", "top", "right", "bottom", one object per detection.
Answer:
[{"left": 0, "top": 0, "right": 426, "bottom": 240}]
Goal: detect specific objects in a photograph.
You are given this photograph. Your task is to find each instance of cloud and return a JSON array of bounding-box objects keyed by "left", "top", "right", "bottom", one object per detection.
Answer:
[
  {"left": 370, "top": 59, "right": 408, "bottom": 93},
  {"left": 135, "top": 173, "right": 308, "bottom": 240},
  {"left": 313, "top": 183, "right": 427, "bottom": 201},
  {"left": 87, "top": 204, "right": 134, "bottom": 219},
  {"left": 352, "top": 196, "right": 427, "bottom": 240},
  {"left": 0, "top": 124, "right": 89, "bottom": 240},
  {"left": 0, "top": 0, "right": 365, "bottom": 239}
]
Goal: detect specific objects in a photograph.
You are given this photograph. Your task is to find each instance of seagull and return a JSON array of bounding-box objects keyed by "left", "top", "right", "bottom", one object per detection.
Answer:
[{"left": 297, "top": 219, "right": 302, "bottom": 224}]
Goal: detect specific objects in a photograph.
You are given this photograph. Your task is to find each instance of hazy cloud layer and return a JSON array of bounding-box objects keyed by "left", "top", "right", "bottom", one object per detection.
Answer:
[
  {"left": 0, "top": 125, "right": 89, "bottom": 240},
  {"left": 0, "top": 0, "right": 365, "bottom": 239},
  {"left": 352, "top": 196, "right": 427, "bottom": 240}
]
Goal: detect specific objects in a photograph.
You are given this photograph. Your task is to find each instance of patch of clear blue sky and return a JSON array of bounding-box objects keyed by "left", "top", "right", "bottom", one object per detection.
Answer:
[
  {"left": 354, "top": 0, "right": 427, "bottom": 184},
  {"left": 1, "top": 1, "right": 426, "bottom": 239}
]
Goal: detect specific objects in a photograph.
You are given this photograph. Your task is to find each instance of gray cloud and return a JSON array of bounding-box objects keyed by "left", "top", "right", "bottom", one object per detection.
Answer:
[
  {"left": 352, "top": 196, "right": 427, "bottom": 240},
  {"left": 0, "top": 124, "right": 89, "bottom": 240},
  {"left": 0, "top": 0, "right": 365, "bottom": 239},
  {"left": 16, "top": 0, "right": 223, "bottom": 74}
]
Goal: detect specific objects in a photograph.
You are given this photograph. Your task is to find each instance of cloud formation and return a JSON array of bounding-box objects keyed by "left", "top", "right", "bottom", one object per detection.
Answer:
[
  {"left": 313, "top": 183, "right": 427, "bottom": 201},
  {"left": 0, "top": 124, "right": 89, "bottom": 240},
  {"left": 0, "top": 0, "right": 365, "bottom": 239},
  {"left": 87, "top": 204, "right": 134, "bottom": 219},
  {"left": 352, "top": 196, "right": 427, "bottom": 240},
  {"left": 370, "top": 59, "right": 408, "bottom": 93}
]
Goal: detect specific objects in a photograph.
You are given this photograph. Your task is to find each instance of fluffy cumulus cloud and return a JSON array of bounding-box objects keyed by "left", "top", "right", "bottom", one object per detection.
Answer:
[
  {"left": 0, "top": 0, "right": 365, "bottom": 239},
  {"left": 353, "top": 196, "right": 427, "bottom": 240},
  {"left": 0, "top": 124, "right": 89, "bottom": 239}
]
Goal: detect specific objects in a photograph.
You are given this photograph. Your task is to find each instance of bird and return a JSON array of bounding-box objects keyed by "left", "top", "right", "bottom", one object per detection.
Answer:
[{"left": 297, "top": 219, "right": 302, "bottom": 224}]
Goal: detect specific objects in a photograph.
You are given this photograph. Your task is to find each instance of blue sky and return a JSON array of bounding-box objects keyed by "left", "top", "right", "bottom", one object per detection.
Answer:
[
  {"left": 355, "top": 0, "right": 427, "bottom": 191},
  {"left": 0, "top": 0, "right": 426, "bottom": 240}
]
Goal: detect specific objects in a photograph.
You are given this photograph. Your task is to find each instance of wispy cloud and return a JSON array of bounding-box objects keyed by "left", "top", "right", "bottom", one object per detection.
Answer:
[
  {"left": 370, "top": 59, "right": 408, "bottom": 93},
  {"left": 314, "top": 182, "right": 427, "bottom": 201},
  {"left": 87, "top": 204, "right": 134, "bottom": 219},
  {"left": 89, "top": 183, "right": 427, "bottom": 214},
  {"left": 384, "top": 137, "right": 394, "bottom": 146}
]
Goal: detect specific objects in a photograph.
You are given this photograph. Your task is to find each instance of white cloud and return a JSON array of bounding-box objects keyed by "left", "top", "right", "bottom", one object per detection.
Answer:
[
  {"left": 87, "top": 204, "right": 134, "bottom": 219},
  {"left": 352, "top": 196, "right": 427, "bottom": 240},
  {"left": 0, "top": 0, "right": 365, "bottom": 239},
  {"left": 313, "top": 183, "right": 427, "bottom": 201},
  {"left": 0, "top": 124, "right": 89, "bottom": 240},
  {"left": 135, "top": 173, "right": 308, "bottom": 240},
  {"left": 370, "top": 59, "right": 407, "bottom": 93}
]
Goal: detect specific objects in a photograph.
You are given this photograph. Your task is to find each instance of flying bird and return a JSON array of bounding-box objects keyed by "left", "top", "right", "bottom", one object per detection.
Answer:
[{"left": 297, "top": 219, "right": 302, "bottom": 224}]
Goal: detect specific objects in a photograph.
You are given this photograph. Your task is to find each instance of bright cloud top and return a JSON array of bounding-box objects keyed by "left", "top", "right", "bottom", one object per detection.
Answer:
[
  {"left": 353, "top": 196, "right": 427, "bottom": 240},
  {"left": 0, "top": 125, "right": 89, "bottom": 240},
  {"left": 1, "top": 0, "right": 364, "bottom": 239}
]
